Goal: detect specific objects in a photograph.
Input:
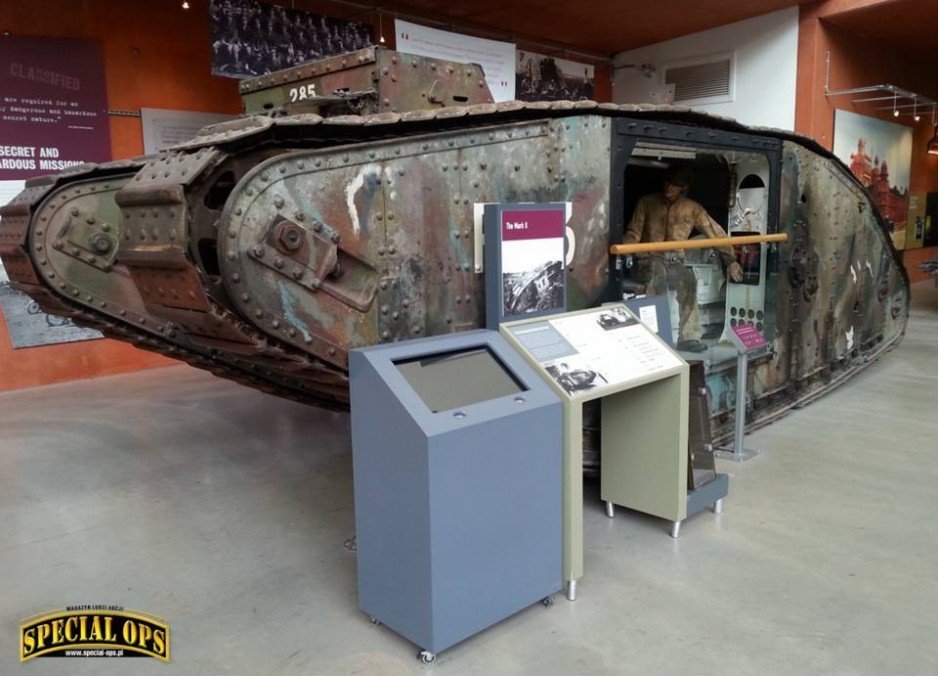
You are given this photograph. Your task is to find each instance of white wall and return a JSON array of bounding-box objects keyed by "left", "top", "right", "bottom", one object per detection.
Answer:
[{"left": 612, "top": 7, "right": 799, "bottom": 130}]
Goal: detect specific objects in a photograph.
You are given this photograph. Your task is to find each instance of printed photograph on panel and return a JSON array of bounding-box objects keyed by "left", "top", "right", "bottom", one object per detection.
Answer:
[
  {"left": 544, "top": 356, "right": 607, "bottom": 395},
  {"left": 833, "top": 110, "right": 912, "bottom": 250},
  {"left": 210, "top": 0, "right": 372, "bottom": 79},
  {"left": 516, "top": 50, "right": 595, "bottom": 102}
]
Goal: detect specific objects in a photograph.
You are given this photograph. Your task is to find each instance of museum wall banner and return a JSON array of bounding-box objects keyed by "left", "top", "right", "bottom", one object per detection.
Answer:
[
  {"left": 0, "top": 36, "right": 111, "bottom": 348},
  {"left": 516, "top": 51, "right": 595, "bottom": 102},
  {"left": 832, "top": 110, "right": 913, "bottom": 251},
  {"left": 395, "top": 19, "right": 516, "bottom": 102},
  {"left": 209, "top": 0, "right": 373, "bottom": 79}
]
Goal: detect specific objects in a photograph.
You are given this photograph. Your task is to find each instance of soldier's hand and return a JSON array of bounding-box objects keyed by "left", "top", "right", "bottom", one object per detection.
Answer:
[{"left": 729, "top": 261, "right": 744, "bottom": 282}]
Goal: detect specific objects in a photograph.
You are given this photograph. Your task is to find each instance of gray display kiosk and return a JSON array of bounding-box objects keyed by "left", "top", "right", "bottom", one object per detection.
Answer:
[
  {"left": 502, "top": 304, "right": 726, "bottom": 600},
  {"left": 350, "top": 330, "right": 562, "bottom": 663}
]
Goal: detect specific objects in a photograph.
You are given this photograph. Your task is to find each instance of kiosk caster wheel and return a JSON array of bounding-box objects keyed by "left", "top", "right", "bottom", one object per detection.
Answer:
[
  {"left": 542, "top": 595, "right": 554, "bottom": 606},
  {"left": 419, "top": 650, "right": 436, "bottom": 664}
]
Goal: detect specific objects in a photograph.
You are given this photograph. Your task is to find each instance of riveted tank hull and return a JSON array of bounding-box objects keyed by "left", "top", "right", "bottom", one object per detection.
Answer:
[{"left": 0, "top": 51, "right": 908, "bottom": 439}]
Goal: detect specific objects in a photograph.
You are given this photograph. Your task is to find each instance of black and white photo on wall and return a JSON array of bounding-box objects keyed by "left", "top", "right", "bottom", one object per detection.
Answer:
[
  {"left": 210, "top": 0, "right": 373, "bottom": 79},
  {"left": 516, "top": 50, "right": 595, "bottom": 102}
]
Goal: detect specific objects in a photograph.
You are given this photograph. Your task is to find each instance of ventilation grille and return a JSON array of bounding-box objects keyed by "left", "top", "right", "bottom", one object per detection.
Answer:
[{"left": 664, "top": 56, "right": 732, "bottom": 104}]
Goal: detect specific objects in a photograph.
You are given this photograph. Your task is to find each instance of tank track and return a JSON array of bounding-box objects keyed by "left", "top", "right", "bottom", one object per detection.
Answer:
[{"left": 0, "top": 100, "right": 910, "bottom": 415}]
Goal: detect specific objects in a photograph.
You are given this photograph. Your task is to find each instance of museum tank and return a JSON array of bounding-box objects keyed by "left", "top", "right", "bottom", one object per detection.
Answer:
[{"left": 0, "top": 47, "right": 910, "bottom": 437}]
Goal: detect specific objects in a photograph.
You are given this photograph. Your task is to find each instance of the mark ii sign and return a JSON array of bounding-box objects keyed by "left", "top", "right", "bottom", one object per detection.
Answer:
[{"left": 20, "top": 606, "right": 170, "bottom": 662}]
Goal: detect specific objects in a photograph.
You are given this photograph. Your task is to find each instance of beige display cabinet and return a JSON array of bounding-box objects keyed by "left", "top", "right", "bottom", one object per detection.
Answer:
[{"left": 501, "top": 304, "right": 691, "bottom": 601}]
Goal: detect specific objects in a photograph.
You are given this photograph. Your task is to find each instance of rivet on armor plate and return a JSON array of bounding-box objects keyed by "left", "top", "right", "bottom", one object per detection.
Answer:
[
  {"left": 272, "top": 320, "right": 281, "bottom": 329},
  {"left": 388, "top": 246, "right": 396, "bottom": 254},
  {"left": 402, "top": 299, "right": 410, "bottom": 308},
  {"left": 227, "top": 251, "right": 236, "bottom": 261},
  {"left": 274, "top": 257, "right": 284, "bottom": 269},
  {"left": 234, "top": 207, "right": 242, "bottom": 216},
  {"left": 278, "top": 165, "right": 286, "bottom": 174},
  {"left": 380, "top": 281, "right": 388, "bottom": 290},
  {"left": 328, "top": 347, "right": 336, "bottom": 356},
  {"left": 392, "top": 312, "right": 399, "bottom": 320},
  {"left": 252, "top": 246, "right": 265, "bottom": 257},
  {"left": 311, "top": 277, "right": 322, "bottom": 288},
  {"left": 241, "top": 293, "right": 250, "bottom": 302},
  {"left": 292, "top": 268, "right": 304, "bottom": 279},
  {"left": 297, "top": 160, "right": 305, "bottom": 170},
  {"left": 446, "top": 317, "right": 452, "bottom": 323},
  {"left": 254, "top": 309, "right": 263, "bottom": 318},
  {"left": 71, "top": 208, "right": 80, "bottom": 217},
  {"left": 273, "top": 195, "right": 284, "bottom": 208},
  {"left": 228, "top": 230, "right": 237, "bottom": 239},
  {"left": 387, "top": 214, "right": 394, "bottom": 221},
  {"left": 381, "top": 330, "right": 390, "bottom": 339}
]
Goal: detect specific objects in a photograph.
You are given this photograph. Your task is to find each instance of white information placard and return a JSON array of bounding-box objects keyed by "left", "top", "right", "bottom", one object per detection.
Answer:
[
  {"left": 507, "top": 305, "right": 682, "bottom": 398},
  {"left": 141, "top": 108, "right": 235, "bottom": 154},
  {"left": 395, "top": 19, "right": 516, "bottom": 102}
]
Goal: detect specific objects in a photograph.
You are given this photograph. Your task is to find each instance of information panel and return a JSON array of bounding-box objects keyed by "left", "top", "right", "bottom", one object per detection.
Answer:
[
  {"left": 506, "top": 305, "right": 683, "bottom": 398},
  {"left": 484, "top": 202, "right": 568, "bottom": 329}
]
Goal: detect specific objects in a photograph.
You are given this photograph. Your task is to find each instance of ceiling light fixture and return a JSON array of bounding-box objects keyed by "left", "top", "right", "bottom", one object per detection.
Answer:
[
  {"left": 378, "top": 10, "right": 385, "bottom": 44},
  {"left": 929, "top": 107, "right": 938, "bottom": 155},
  {"left": 892, "top": 92, "right": 899, "bottom": 117},
  {"left": 182, "top": 1, "right": 190, "bottom": 9},
  {"left": 913, "top": 97, "right": 920, "bottom": 122}
]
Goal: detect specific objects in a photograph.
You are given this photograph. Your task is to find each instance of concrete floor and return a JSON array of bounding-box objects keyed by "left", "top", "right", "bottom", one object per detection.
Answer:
[{"left": 1, "top": 283, "right": 937, "bottom": 676}]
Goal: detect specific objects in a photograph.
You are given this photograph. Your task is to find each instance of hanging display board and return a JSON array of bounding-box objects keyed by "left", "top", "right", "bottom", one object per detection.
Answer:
[
  {"left": 516, "top": 50, "right": 594, "bottom": 102},
  {"left": 141, "top": 108, "right": 235, "bottom": 154},
  {"left": 209, "top": 0, "right": 372, "bottom": 79},
  {"left": 0, "top": 36, "right": 109, "bottom": 348},
  {"left": 484, "top": 203, "right": 567, "bottom": 328},
  {"left": 395, "top": 20, "right": 516, "bottom": 102},
  {"left": 832, "top": 109, "right": 912, "bottom": 251}
]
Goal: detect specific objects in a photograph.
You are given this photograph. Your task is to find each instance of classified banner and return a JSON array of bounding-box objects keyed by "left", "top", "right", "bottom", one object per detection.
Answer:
[{"left": 0, "top": 36, "right": 111, "bottom": 181}]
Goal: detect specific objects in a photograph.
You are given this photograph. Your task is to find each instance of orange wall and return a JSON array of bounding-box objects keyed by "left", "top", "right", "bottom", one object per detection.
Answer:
[
  {"left": 0, "top": 0, "right": 247, "bottom": 391},
  {"left": 796, "top": 5, "right": 938, "bottom": 283},
  {"left": 0, "top": 0, "right": 613, "bottom": 393}
]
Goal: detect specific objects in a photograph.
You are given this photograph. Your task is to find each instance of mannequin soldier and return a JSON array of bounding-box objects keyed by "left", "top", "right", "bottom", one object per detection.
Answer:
[{"left": 623, "top": 166, "right": 743, "bottom": 352}]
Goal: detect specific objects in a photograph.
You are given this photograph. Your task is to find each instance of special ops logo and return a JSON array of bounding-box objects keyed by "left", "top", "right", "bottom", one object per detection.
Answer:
[{"left": 19, "top": 606, "right": 170, "bottom": 662}]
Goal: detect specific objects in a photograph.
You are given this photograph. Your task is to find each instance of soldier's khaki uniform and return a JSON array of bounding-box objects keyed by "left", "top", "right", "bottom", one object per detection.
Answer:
[{"left": 624, "top": 194, "right": 734, "bottom": 341}]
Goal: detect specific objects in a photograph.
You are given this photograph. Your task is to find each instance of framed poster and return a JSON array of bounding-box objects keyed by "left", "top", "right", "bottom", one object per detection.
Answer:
[
  {"left": 395, "top": 20, "right": 516, "bottom": 102},
  {"left": 484, "top": 203, "right": 568, "bottom": 328},
  {"left": 209, "top": 0, "right": 372, "bottom": 79},
  {"left": 0, "top": 36, "right": 109, "bottom": 347},
  {"left": 906, "top": 192, "right": 926, "bottom": 250},
  {"left": 516, "top": 50, "right": 595, "bottom": 102},
  {"left": 833, "top": 110, "right": 912, "bottom": 250}
]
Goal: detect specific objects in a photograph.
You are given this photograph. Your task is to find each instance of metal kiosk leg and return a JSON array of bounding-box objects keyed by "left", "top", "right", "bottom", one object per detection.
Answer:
[{"left": 714, "top": 350, "right": 760, "bottom": 462}]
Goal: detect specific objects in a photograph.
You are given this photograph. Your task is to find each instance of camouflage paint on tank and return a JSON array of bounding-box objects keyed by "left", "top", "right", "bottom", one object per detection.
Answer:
[{"left": 0, "top": 49, "right": 910, "bottom": 440}]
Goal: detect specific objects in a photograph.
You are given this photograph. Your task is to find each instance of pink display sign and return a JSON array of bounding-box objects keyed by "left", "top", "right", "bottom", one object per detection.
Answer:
[
  {"left": 0, "top": 36, "right": 111, "bottom": 181},
  {"left": 501, "top": 208, "right": 566, "bottom": 241},
  {"left": 732, "top": 322, "right": 767, "bottom": 351}
]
